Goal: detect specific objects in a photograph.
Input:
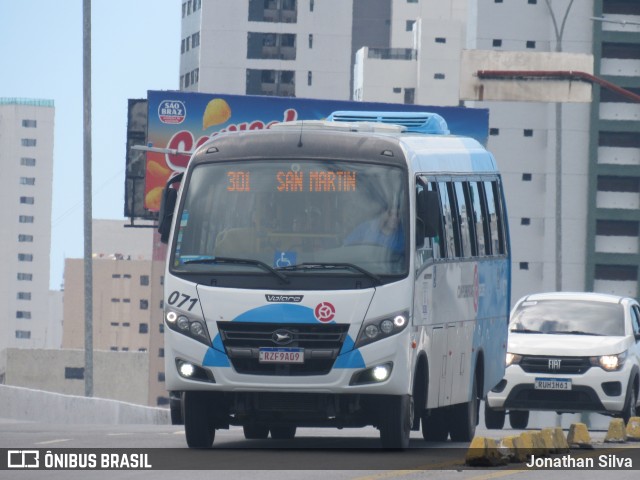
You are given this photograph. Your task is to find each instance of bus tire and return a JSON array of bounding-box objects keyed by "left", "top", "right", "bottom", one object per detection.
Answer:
[
  {"left": 448, "top": 375, "right": 478, "bottom": 442},
  {"left": 243, "top": 424, "right": 270, "bottom": 439},
  {"left": 270, "top": 426, "right": 297, "bottom": 440},
  {"left": 509, "top": 410, "right": 529, "bottom": 429},
  {"left": 183, "top": 391, "right": 215, "bottom": 448},
  {"left": 379, "top": 395, "right": 412, "bottom": 449},
  {"left": 484, "top": 402, "right": 505, "bottom": 430},
  {"left": 421, "top": 409, "right": 448, "bottom": 442}
]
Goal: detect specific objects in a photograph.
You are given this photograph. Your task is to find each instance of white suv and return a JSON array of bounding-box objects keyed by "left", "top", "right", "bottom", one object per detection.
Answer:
[{"left": 485, "top": 292, "right": 640, "bottom": 429}]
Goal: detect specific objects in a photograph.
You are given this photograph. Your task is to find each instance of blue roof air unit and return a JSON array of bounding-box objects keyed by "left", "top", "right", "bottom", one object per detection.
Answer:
[{"left": 327, "top": 111, "right": 450, "bottom": 135}]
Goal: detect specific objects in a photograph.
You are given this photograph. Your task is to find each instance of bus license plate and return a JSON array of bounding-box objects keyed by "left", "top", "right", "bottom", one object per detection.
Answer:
[
  {"left": 259, "top": 347, "right": 304, "bottom": 364},
  {"left": 534, "top": 378, "right": 571, "bottom": 390}
]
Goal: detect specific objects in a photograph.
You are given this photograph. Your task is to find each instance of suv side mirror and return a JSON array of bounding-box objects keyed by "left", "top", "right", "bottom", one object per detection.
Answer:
[{"left": 158, "top": 173, "right": 184, "bottom": 244}]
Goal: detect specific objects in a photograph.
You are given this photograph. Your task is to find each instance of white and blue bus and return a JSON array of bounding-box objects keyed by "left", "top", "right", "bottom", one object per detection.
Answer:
[{"left": 158, "top": 111, "right": 511, "bottom": 448}]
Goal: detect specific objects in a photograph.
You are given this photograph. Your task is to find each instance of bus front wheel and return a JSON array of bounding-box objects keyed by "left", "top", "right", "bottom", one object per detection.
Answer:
[
  {"left": 379, "top": 395, "right": 412, "bottom": 449},
  {"left": 184, "top": 391, "right": 215, "bottom": 448}
]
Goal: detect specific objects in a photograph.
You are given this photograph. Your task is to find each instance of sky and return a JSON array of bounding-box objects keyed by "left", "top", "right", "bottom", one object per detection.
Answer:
[{"left": 0, "top": 0, "right": 180, "bottom": 289}]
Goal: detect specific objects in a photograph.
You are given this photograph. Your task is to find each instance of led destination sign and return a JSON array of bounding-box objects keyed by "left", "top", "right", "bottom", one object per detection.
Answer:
[{"left": 226, "top": 170, "right": 357, "bottom": 193}]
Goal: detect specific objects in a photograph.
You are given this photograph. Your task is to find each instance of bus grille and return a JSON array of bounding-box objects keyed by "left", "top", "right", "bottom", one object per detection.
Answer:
[{"left": 216, "top": 322, "right": 350, "bottom": 376}]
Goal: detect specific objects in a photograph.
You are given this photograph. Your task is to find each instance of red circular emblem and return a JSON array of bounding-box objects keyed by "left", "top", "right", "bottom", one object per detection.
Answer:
[{"left": 314, "top": 302, "right": 336, "bottom": 322}]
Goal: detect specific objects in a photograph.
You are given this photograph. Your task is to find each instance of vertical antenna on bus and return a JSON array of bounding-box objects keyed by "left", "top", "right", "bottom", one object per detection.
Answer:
[{"left": 297, "top": 120, "right": 304, "bottom": 147}]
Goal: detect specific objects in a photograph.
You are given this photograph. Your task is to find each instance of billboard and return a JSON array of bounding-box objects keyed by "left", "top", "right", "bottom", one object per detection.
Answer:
[{"left": 137, "top": 91, "right": 489, "bottom": 215}]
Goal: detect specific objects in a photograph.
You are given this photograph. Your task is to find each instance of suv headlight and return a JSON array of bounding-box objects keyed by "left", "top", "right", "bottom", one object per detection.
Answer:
[
  {"left": 505, "top": 352, "right": 522, "bottom": 367},
  {"left": 590, "top": 351, "right": 627, "bottom": 371},
  {"left": 165, "top": 309, "right": 211, "bottom": 346},
  {"left": 354, "top": 311, "right": 409, "bottom": 349}
]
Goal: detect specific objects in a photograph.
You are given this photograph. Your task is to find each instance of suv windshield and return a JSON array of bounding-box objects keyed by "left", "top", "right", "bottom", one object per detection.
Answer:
[
  {"left": 171, "top": 159, "right": 408, "bottom": 279},
  {"left": 509, "top": 299, "right": 625, "bottom": 336}
]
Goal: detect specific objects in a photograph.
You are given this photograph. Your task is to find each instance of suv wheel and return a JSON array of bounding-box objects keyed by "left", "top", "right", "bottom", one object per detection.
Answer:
[
  {"left": 484, "top": 403, "right": 505, "bottom": 430},
  {"left": 622, "top": 382, "right": 638, "bottom": 425},
  {"left": 509, "top": 410, "right": 529, "bottom": 429}
]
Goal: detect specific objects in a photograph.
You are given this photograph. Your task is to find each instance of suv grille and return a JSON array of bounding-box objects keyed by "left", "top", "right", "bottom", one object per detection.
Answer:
[
  {"left": 217, "top": 322, "right": 350, "bottom": 376},
  {"left": 519, "top": 356, "right": 592, "bottom": 374}
]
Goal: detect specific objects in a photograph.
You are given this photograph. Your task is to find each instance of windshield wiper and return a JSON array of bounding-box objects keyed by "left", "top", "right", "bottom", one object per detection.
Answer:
[
  {"left": 183, "top": 256, "right": 289, "bottom": 283},
  {"left": 276, "top": 262, "right": 382, "bottom": 285},
  {"left": 546, "top": 330, "right": 603, "bottom": 336}
]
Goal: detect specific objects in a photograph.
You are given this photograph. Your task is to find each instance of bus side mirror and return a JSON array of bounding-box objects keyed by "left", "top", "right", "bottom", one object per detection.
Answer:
[
  {"left": 158, "top": 187, "right": 177, "bottom": 244},
  {"left": 417, "top": 190, "right": 441, "bottom": 238},
  {"left": 157, "top": 172, "right": 184, "bottom": 244}
]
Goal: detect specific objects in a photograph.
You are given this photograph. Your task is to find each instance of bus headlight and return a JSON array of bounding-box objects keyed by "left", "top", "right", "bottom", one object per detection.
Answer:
[
  {"left": 354, "top": 312, "right": 409, "bottom": 349},
  {"left": 165, "top": 309, "right": 211, "bottom": 346}
]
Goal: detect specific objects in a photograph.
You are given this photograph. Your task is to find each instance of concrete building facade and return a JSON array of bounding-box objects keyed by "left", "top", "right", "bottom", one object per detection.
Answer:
[{"left": 0, "top": 98, "right": 57, "bottom": 351}]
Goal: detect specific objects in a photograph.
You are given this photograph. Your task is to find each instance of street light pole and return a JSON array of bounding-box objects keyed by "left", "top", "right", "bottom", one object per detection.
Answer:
[
  {"left": 82, "top": 0, "right": 94, "bottom": 397},
  {"left": 544, "top": 0, "right": 575, "bottom": 292}
]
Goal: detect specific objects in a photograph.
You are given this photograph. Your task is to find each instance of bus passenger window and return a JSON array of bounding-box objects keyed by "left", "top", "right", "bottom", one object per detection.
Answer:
[
  {"left": 484, "top": 180, "right": 505, "bottom": 255},
  {"left": 469, "top": 182, "right": 489, "bottom": 256},
  {"left": 438, "top": 182, "right": 456, "bottom": 259},
  {"left": 454, "top": 182, "right": 473, "bottom": 257},
  {"left": 445, "top": 182, "right": 463, "bottom": 258}
]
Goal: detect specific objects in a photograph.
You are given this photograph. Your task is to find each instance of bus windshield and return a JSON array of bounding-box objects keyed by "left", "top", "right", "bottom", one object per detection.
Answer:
[{"left": 171, "top": 159, "right": 408, "bottom": 278}]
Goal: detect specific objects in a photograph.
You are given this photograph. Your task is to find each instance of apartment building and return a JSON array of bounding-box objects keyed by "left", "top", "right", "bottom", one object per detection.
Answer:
[
  {"left": 179, "top": 0, "right": 396, "bottom": 98},
  {"left": 0, "top": 98, "right": 57, "bottom": 351},
  {"left": 62, "top": 220, "right": 154, "bottom": 354}
]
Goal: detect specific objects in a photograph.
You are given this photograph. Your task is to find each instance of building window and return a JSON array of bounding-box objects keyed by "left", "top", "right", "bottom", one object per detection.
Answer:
[
  {"left": 124, "top": 274, "right": 132, "bottom": 279},
  {"left": 158, "top": 372, "right": 166, "bottom": 382},
  {"left": 123, "top": 322, "right": 130, "bottom": 327},
  {"left": 159, "top": 348, "right": 165, "bottom": 358},
  {"left": 307, "top": 71, "right": 312, "bottom": 86},
  {"left": 489, "top": 128, "right": 500, "bottom": 136},
  {"left": 20, "top": 157, "right": 36, "bottom": 166},
  {"left": 64, "top": 367, "right": 84, "bottom": 379},
  {"left": 393, "top": 87, "right": 402, "bottom": 93},
  {"left": 435, "top": 37, "right": 446, "bottom": 44},
  {"left": 111, "top": 322, "right": 119, "bottom": 327},
  {"left": 112, "top": 274, "right": 121, "bottom": 278},
  {"left": 522, "top": 173, "right": 532, "bottom": 181},
  {"left": 21, "top": 138, "right": 37, "bottom": 147},
  {"left": 140, "top": 299, "right": 149, "bottom": 310},
  {"left": 139, "top": 323, "right": 149, "bottom": 334},
  {"left": 434, "top": 73, "right": 445, "bottom": 79},
  {"left": 20, "top": 177, "right": 36, "bottom": 185},
  {"left": 596, "top": 220, "right": 639, "bottom": 236},
  {"left": 19, "top": 215, "right": 34, "bottom": 223},
  {"left": 22, "top": 119, "right": 37, "bottom": 128},
  {"left": 17, "top": 292, "right": 31, "bottom": 300},
  {"left": 492, "top": 39, "right": 502, "bottom": 47},
  {"left": 310, "top": 0, "right": 314, "bottom": 11},
  {"left": 519, "top": 262, "right": 529, "bottom": 270},
  {"left": 16, "top": 311, "right": 32, "bottom": 319},
  {"left": 18, "top": 253, "right": 33, "bottom": 262},
  {"left": 521, "top": 218, "right": 531, "bottom": 225},
  {"left": 17, "top": 273, "right": 33, "bottom": 281},
  {"left": 110, "top": 346, "right": 118, "bottom": 351},
  {"left": 308, "top": 34, "right": 313, "bottom": 49},
  {"left": 111, "top": 298, "right": 121, "bottom": 303},
  {"left": 526, "top": 40, "right": 536, "bottom": 49},
  {"left": 140, "top": 275, "right": 150, "bottom": 286},
  {"left": 523, "top": 129, "right": 533, "bottom": 137},
  {"left": 406, "top": 20, "right": 416, "bottom": 32},
  {"left": 528, "top": 0, "right": 537, "bottom": 4},
  {"left": 123, "top": 298, "right": 131, "bottom": 303},
  {"left": 159, "top": 323, "right": 165, "bottom": 333},
  {"left": 18, "top": 234, "right": 34, "bottom": 242},
  {"left": 15, "top": 330, "right": 31, "bottom": 339},
  {"left": 20, "top": 196, "right": 35, "bottom": 204},
  {"left": 404, "top": 88, "right": 415, "bottom": 105},
  {"left": 595, "top": 264, "right": 637, "bottom": 281}
]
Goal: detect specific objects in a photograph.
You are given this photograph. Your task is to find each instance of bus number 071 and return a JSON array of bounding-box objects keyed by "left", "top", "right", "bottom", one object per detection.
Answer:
[{"left": 167, "top": 291, "right": 198, "bottom": 311}]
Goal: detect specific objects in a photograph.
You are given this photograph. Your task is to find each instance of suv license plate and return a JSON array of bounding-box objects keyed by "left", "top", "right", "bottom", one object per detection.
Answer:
[
  {"left": 534, "top": 378, "right": 571, "bottom": 390},
  {"left": 259, "top": 347, "right": 304, "bottom": 364}
]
